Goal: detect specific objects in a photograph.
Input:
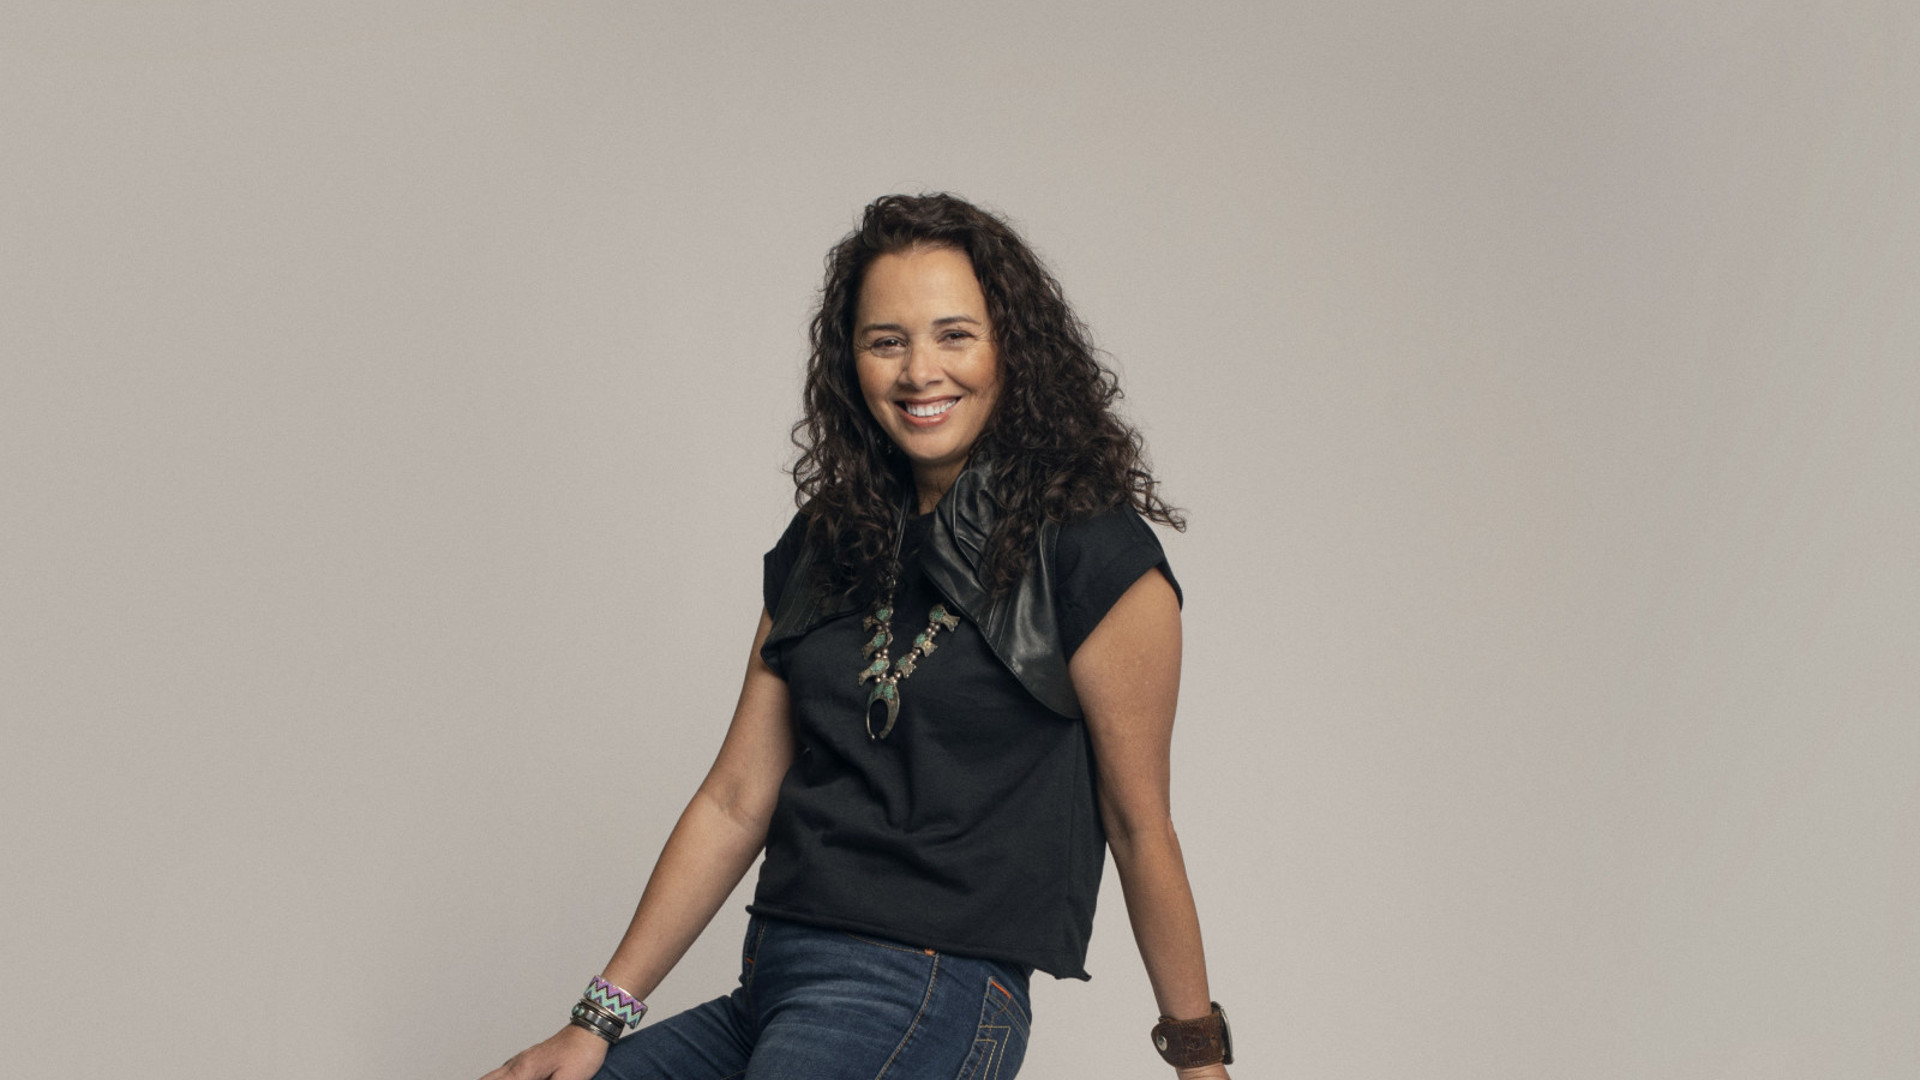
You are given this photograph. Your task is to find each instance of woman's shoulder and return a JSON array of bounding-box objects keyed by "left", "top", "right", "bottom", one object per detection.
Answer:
[
  {"left": 1052, "top": 503, "right": 1181, "bottom": 657},
  {"left": 770, "top": 509, "right": 809, "bottom": 552},
  {"left": 762, "top": 510, "right": 812, "bottom": 614},
  {"left": 1054, "top": 503, "right": 1170, "bottom": 577}
]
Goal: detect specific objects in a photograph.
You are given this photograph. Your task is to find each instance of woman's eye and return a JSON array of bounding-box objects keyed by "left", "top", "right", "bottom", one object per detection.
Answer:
[
  {"left": 867, "top": 337, "right": 905, "bottom": 352},
  {"left": 940, "top": 330, "right": 973, "bottom": 343}
]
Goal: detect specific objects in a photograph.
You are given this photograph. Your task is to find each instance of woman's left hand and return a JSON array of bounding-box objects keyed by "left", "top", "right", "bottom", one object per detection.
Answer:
[{"left": 1175, "top": 1065, "right": 1231, "bottom": 1080}]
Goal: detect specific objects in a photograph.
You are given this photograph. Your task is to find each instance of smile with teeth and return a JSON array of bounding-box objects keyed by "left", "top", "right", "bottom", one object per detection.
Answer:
[{"left": 900, "top": 398, "right": 958, "bottom": 418}]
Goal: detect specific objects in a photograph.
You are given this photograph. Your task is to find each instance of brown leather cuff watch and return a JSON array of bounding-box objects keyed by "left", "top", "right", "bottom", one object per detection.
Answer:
[{"left": 1150, "top": 1001, "right": 1233, "bottom": 1068}]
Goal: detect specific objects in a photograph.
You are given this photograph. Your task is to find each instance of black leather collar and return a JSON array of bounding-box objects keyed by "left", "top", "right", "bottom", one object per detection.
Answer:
[{"left": 763, "top": 456, "right": 1082, "bottom": 719}]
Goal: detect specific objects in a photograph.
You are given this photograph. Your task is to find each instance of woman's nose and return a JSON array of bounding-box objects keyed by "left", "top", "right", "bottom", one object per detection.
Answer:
[{"left": 900, "top": 339, "right": 942, "bottom": 386}]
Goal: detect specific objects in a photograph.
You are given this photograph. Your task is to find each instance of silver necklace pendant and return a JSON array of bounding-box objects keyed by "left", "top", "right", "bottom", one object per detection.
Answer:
[
  {"left": 856, "top": 598, "right": 959, "bottom": 740},
  {"left": 866, "top": 678, "right": 901, "bottom": 739}
]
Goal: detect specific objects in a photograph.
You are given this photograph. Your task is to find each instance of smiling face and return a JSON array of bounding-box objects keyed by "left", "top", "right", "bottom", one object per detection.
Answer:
[{"left": 853, "top": 245, "right": 1002, "bottom": 511}]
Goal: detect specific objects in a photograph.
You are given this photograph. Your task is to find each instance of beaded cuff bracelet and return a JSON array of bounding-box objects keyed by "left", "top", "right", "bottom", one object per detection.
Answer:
[{"left": 584, "top": 976, "right": 648, "bottom": 1027}]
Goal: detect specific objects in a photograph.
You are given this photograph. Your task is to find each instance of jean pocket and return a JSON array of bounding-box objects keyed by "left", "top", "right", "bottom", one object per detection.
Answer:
[{"left": 952, "top": 975, "right": 1031, "bottom": 1080}]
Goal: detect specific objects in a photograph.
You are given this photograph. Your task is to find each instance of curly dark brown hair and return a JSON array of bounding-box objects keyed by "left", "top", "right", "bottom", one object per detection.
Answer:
[{"left": 790, "top": 193, "right": 1183, "bottom": 602}]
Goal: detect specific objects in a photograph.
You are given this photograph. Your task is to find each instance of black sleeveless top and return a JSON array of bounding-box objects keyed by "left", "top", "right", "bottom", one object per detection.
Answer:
[{"left": 748, "top": 506, "right": 1178, "bottom": 979}]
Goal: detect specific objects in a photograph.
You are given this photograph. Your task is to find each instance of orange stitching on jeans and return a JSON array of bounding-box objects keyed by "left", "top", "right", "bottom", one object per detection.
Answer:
[
  {"left": 742, "top": 918, "right": 770, "bottom": 1025},
  {"left": 961, "top": 1032, "right": 1002, "bottom": 1080},
  {"left": 872, "top": 953, "right": 940, "bottom": 1080},
  {"left": 988, "top": 981, "right": 1030, "bottom": 1037}
]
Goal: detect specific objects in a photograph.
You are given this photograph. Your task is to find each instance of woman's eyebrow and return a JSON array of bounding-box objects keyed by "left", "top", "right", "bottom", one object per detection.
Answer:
[{"left": 855, "top": 315, "right": 981, "bottom": 335}]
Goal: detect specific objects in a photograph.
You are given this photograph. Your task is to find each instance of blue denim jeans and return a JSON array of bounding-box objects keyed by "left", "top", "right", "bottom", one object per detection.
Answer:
[{"left": 594, "top": 915, "right": 1033, "bottom": 1080}]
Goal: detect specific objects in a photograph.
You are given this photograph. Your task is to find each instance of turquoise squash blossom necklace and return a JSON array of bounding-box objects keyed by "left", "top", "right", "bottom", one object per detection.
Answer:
[{"left": 856, "top": 580, "right": 960, "bottom": 740}]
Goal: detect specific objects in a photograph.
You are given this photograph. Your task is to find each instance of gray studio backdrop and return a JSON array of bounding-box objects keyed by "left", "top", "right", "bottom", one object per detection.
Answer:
[{"left": 4, "top": 3, "right": 1915, "bottom": 1078}]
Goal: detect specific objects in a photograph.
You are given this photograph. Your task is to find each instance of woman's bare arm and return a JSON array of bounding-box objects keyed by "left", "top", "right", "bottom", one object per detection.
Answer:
[
  {"left": 482, "top": 609, "right": 794, "bottom": 1080},
  {"left": 595, "top": 608, "right": 794, "bottom": 997},
  {"left": 1072, "top": 570, "right": 1231, "bottom": 1080}
]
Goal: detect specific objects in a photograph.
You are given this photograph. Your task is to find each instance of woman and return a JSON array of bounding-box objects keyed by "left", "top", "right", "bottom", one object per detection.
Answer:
[{"left": 483, "top": 194, "right": 1231, "bottom": 1080}]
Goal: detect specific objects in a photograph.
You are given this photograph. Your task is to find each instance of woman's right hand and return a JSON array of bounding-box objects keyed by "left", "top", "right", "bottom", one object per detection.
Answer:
[{"left": 479, "top": 1023, "right": 609, "bottom": 1080}]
